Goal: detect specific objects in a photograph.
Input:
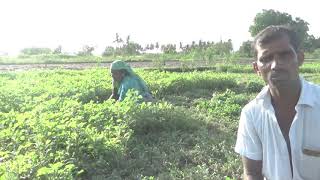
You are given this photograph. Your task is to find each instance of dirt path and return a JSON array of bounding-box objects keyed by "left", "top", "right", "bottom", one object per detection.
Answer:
[
  {"left": 0, "top": 60, "right": 215, "bottom": 71},
  {"left": 1, "top": 58, "right": 317, "bottom": 72}
]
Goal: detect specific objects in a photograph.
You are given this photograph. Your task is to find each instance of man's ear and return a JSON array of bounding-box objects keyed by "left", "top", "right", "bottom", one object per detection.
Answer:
[
  {"left": 297, "top": 50, "right": 304, "bottom": 66},
  {"left": 252, "top": 61, "right": 260, "bottom": 75}
]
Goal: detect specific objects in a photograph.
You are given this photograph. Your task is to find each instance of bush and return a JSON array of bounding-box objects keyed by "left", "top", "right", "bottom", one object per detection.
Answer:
[
  {"left": 20, "top": 47, "right": 52, "bottom": 55},
  {"left": 196, "top": 89, "right": 250, "bottom": 119}
]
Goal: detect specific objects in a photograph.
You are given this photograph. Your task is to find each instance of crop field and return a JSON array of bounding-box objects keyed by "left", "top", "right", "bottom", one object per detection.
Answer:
[{"left": 1, "top": 63, "right": 320, "bottom": 179}]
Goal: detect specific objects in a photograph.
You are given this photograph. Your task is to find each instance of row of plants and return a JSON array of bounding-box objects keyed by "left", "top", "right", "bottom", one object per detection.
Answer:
[
  {"left": 0, "top": 69, "right": 264, "bottom": 113},
  {"left": 1, "top": 66, "right": 319, "bottom": 179}
]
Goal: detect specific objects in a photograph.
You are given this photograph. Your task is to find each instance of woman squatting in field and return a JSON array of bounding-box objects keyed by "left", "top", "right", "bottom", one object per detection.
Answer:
[{"left": 109, "top": 60, "right": 153, "bottom": 102}]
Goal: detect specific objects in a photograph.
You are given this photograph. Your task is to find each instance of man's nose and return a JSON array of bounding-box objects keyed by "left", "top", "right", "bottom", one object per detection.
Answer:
[{"left": 270, "top": 54, "right": 285, "bottom": 70}]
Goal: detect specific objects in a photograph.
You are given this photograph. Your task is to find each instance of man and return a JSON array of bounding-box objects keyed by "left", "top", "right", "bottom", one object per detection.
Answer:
[
  {"left": 109, "top": 60, "right": 153, "bottom": 102},
  {"left": 235, "top": 25, "right": 320, "bottom": 180}
]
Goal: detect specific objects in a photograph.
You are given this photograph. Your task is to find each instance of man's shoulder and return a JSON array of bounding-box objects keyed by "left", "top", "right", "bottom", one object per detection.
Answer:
[
  {"left": 306, "top": 80, "right": 320, "bottom": 91},
  {"left": 306, "top": 81, "right": 320, "bottom": 109},
  {"left": 242, "top": 97, "right": 263, "bottom": 114},
  {"left": 242, "top": 87, "right": 269, "bottom": 114},
  {"left": 304, "top": 80, "right": 320, "bottom": 99}
]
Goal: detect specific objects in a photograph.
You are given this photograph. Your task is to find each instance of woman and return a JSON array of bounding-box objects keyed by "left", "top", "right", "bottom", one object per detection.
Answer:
[{"left": 109, "top": 60, "right": 153, "bottom": 102}]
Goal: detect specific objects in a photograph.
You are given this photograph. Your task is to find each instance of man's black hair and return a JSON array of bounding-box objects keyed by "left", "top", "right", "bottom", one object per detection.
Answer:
[{"left": 252, "top": 25, "right": 301, "bottom": 58}]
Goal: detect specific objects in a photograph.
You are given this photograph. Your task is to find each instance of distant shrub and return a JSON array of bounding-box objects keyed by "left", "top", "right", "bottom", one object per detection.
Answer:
[
  {"left": 131, "top": 102, "right": 200, "bottom": 135},
  {"left": 77, "top": 45, "right": 95, "bottom": 56},
  {"left": 20, "top": 47, "right": 52, "bottom": 55},
  {"left": 306, "top": 48, "right": 320, "bottom": 59},
  {"left": 196, "top": 89, "right": 250, "bottom": 119},
  {"left": 245, "top": 81, "right": 264, "bottom": 93}
]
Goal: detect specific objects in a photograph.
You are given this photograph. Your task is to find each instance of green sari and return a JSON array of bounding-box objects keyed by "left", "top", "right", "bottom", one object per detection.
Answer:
[{"left": 110, "top": 60, "right": 153, "bottom": 101}]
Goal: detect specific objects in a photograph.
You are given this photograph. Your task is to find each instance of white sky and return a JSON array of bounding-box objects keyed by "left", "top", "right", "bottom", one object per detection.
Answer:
[{"left": 0, "top": 0, "right": 319, "bottom": 55}]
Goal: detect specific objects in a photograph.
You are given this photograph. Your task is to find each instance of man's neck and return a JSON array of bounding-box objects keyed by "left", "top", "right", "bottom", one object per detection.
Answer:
[{"left": 269, "top": 80, "right": 301, "bottom": 108}]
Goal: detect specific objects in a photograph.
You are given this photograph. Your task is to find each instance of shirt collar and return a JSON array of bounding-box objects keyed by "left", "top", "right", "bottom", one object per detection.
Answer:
[
  {"left": 255, "top": 76, "right": 315, "bottom": 107},
  {"left": 296, "top": 76, "right": 315, "bottom": 107}
]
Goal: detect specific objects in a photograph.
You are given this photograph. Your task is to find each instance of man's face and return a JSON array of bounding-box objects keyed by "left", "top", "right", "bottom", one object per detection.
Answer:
[
  {"left": 111, "top": 70, "right": 125, "bottom": 82},
  {"left": 253, "top": 35, "right": 304, "bottom": 89}
]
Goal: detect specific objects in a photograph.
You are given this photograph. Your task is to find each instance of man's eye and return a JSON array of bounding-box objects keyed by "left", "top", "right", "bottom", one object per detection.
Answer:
[
  {"left": 259, "top": 56, "right": 271, "bottom": 62},
  {"left": 279, "top": 51, "right": 292, "bottom": 57}
]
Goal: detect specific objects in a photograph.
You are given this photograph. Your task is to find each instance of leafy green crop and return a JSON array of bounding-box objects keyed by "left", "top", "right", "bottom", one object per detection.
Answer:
[{"left": 1, "top": 66, "right": 319, "bottom": 179}]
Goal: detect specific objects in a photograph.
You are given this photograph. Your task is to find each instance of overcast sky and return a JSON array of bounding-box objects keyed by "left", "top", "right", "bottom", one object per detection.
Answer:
[{"left": 0, "top": 0, "right": 318, "bottom": 55}]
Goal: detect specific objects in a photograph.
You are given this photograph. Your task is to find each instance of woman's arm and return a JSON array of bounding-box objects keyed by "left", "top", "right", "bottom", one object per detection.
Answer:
[{"left": 109, "top": 79, "right": 119, "bottom": 100}]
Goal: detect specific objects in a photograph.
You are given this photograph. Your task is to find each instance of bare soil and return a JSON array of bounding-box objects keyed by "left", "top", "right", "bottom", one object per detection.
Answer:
[{"left": 0, "top": 60, "right": 213, "bottom": 72}]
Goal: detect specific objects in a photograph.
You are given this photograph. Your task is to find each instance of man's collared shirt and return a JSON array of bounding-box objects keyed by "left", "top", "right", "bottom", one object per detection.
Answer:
[{"left": 235, "top": 77, "right": 320, "bottom": 180}]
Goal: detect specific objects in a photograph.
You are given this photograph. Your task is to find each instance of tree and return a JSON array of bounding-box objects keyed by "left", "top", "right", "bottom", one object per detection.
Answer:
[
  {"left": 198, "top": 40, "right": 203, "bottom": 49},
  {"left": 179, "top": 42, "right": 183, "bottom": 50},
  {"left": 145, "top": 44, "right": 150, "bottom": 50},
  {"left": 304, "top": 35, "right": 316, "bottom": 52},
  {"left": 291, "top": 17, "right": 309, "bottom": 44},
  {"left": 250, "top": 9, "right": 291, "bottom": 36},
  {"left": 78, "top": 45, "right": 94, "bottom": 56},
  {"left": 314, "top": 37, "right": 320, "bottom": 50},
  {"left": 149, "top": 43, "right": 154, "bottom": 50},
  {"left": 20, "top": 47, "right": 52, "bottom": 55},
  {"left": 102, "top": 46, "right": 115, "bottom": 56},
  {"left": 249, "top": 9, "right": 309, "bottom": 45},
  {"left": 304, "top": 36, "right": 320, "bottom": 52},
  {"left": 126, "top": 35, "right": 130, "bottom": 45},
  {"left": 212, "top": 40, "right": 233, "bottom": 55},
  {"left": 191, "top": 41, "right": 196, "bottom": 49},
  {"left": 113, "top": 33, "right": 123, "bottom": 43},
  {"left": 161, "top": 44, "right": 176, "bottom": 54},
  {"left": 238, "top": 41, "right": 253, "bottom": 57},
  {"left": 53, "top": 45, "right": 62, "bottom": 54},
  {"left": 227, "top": 39, "right": 233, "bottom": 52}
]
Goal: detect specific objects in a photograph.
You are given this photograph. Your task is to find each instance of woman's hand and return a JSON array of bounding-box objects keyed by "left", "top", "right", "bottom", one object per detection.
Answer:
[{"left": 109, "top": 78, "right": 119, "bottom": 100}]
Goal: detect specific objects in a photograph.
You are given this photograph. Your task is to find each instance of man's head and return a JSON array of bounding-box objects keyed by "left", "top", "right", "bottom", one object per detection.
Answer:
[
  {"left": 252, "top": 25, "right": 304, "bottom": 89},
  {"left": 252, "top": 25, "right": 301, "bottom": 58}
]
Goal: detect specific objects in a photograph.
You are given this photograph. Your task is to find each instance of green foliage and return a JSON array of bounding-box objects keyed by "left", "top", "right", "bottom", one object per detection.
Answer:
[
  {"left": 0, "top": 54, "right": 103, "bottom": 64},
  {"left": 243, "top": 80, "right": 265, "bottom": 93},
  {"left": 103, "top": 34, "right": 142, "bottom": 56},
  {"left": 180, "top": 40, "right": 233, "bottom": 61},
  {"left": 215, "top": 63, "right": 253, "bottom": 73},
  {"left": 102, "top": 46, "right": 115, "bottom": 56},
  {"left": 249, "top": 9, "right": 309, "bottom": 42},
  {"left": 101, "top": 36, "right": 233, "bottom": 62},
  {"left": 0, "top": 68, "right": 249, "bottom": 179},
  {"left": 305, "top": 48, "right": 320, "bottom": 59},
  {"left": 249, "top": 9, "right": 317, "bottom": 51},
  {"left": 53, "top": 45, "right": 62, "bottom": 54},
  {"left": 20, "top": 47, "right": 52, "bottom": 55},
  {"left": 250, "top": 9, "right": 292, "bottom": 36},
  {"left": 1, "top": 66, "right": 319, "bottom": 179},
  {"left": 196, "top": 89, "right": 250, "bottom": 120},
  {"left": 161, "top": 44, "right": 177, "bottom": 54},
  {"left": 77, "top": 45, "right": 95, "bottom": 56},
  {"left": 237, "top": 40, "right": 254, "bottom": 57},
  {"left": 131, "top": 102, "right": 200, "bottom": 135},
  {"left": 300, "top": 62, "right": 320, "bottom": 73}
]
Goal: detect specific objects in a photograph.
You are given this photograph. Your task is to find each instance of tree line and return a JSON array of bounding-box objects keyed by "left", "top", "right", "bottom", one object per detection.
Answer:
[{"left": 18, "top": 9, "right": 320, "bottom": 59}]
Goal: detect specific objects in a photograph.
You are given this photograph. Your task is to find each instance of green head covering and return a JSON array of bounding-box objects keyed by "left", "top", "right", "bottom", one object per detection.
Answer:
[
  {"left": 110, "top": 60, "right": 151, "bottom": 95},
  {"left": 110, "top": 60, "right": 134, "bottom": 76}
]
